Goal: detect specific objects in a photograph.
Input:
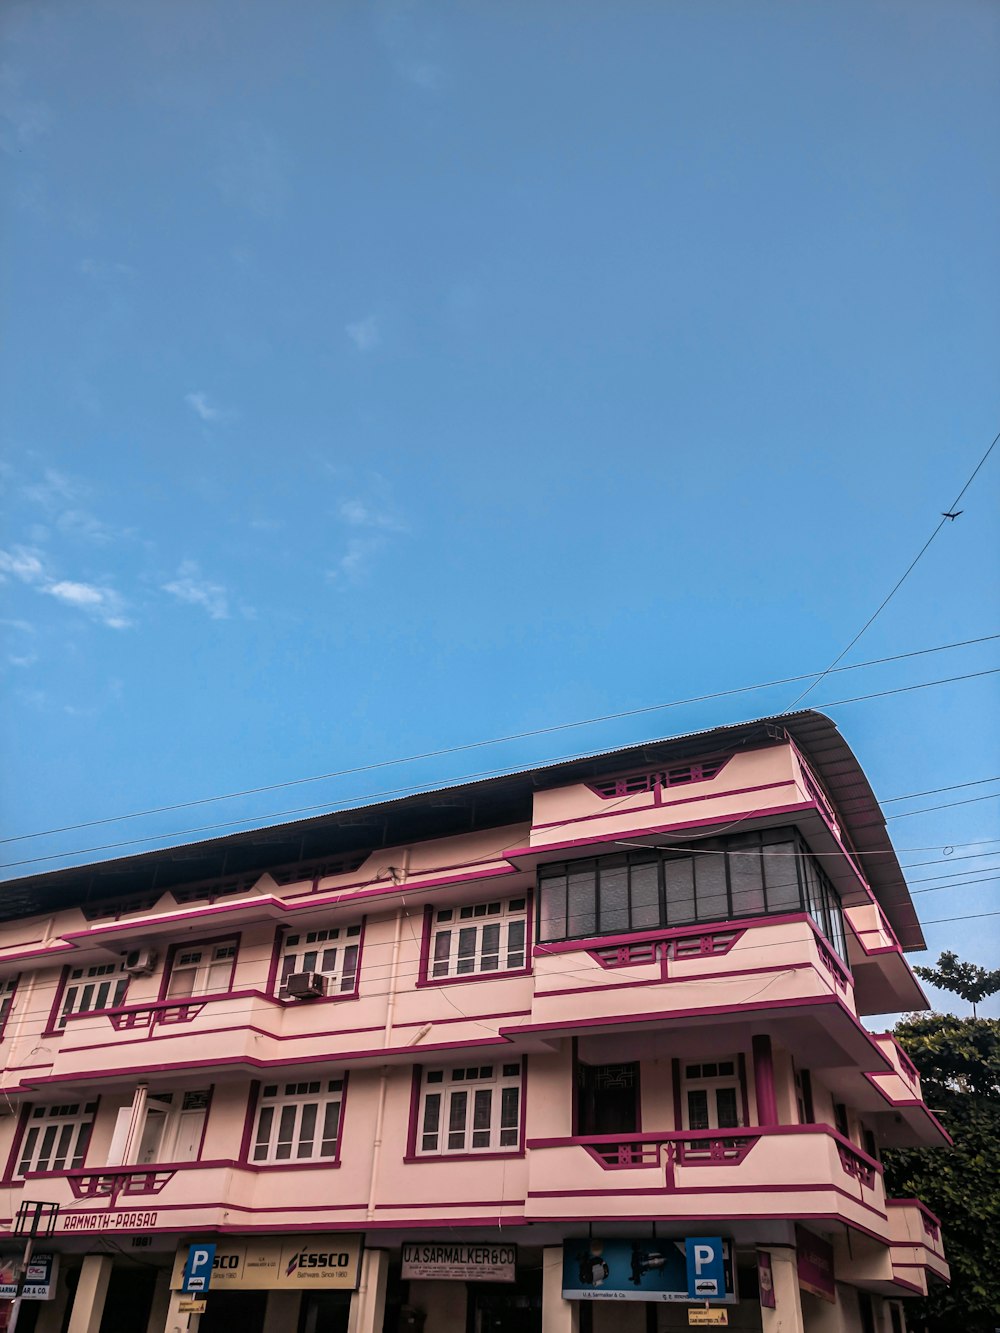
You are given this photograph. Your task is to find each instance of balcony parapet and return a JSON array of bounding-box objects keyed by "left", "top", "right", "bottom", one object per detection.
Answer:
[{"left": 886, "top": 1197, "right": 950, "bottom": 1293}]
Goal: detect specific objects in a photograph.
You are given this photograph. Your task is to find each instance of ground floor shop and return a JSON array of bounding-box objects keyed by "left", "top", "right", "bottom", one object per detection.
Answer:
[{"left": 2, "top": 1224, "right": 918, "bottom": 1333}]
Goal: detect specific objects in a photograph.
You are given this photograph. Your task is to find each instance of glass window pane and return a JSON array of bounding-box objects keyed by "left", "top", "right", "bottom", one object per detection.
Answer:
[
  {"left": 297, "top": 1103, "right": 317, "bottom": 1157},
  {"left": 421, "top": 1092, "right": 441, "bottom": 1151},
  {"left": 448, "top": 1091, "right": 467, "bottom": 1150},
  {"left": 694, "top": 855, "right": 728, "bottom": 922},
  {"left": 630, "top": 859, "right": 660, "bottom": 929},
  {"left": 275, "top": 1106, "right": 296, "bottom": 1160},
  {"left": 456, "top": 927, "right": 478, "bottom": 975},
  {"left": 253, "top": 1106, "right": 273, "bottom": 1160},
  {"left": 730, "top": 848, "right": 765, "bottom": 917},
  {"left": 716, "top": 1087, "right": 739, "bottom": 1129},
  {"left": 687, "top": 1090, "right": 709, "bottom": 1131},
  {"left": 480, "top": 923, "right": 501, "bottom": 970},
  {"left": 341, "top": 944, "right": 359, "bottom": 991},
  {"left": 567, "top": 866, "right": 597, "bottom": 938},
  {"left": 321, "top": 1100, "right": 341, "bottom": 1155},
  {"left": 664, "top": 857, "right": 695, "bottom": 925},
  {"left": 506, "top": 919, "right": 526, "bottom": 968},
  {"left": 539, "top": 876, "right": 566, "bottom": 942},
  {"left": 432, "top": 931, "right": 451, "bottom": 978},
  {"left": 599, "top": 858, "right": 629, "bottom": 934},
  {"left": 763, "top": 843, "right": 800, "bottom": 912}
]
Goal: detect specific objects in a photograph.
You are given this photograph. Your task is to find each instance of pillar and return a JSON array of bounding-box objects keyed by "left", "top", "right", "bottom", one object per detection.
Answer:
[
  {"left": 145, "top": 1270, "right": 172, "bottom": 1333},
  {"left": 263, "top": 1290, "right": 302, "bottom": 1333},
  {"left": 407, "top": 1279, "right": 467, "bottom": 1333},
  {"left": 542, "top": 1246, "right": 578, "bottom": 1333},
  {"left": 65, "top": 1254, "right": 114, "bottom": 1333},
  {"left": 160, "top": 1286, "right": 202, "bottom": 1333},
  {"left": 33, "top": 1263, "right": 72, "bottom": 1333},
  {"left": 801, "top": 1285, "right": 851, "bottom": 1333},
  {"left": 760, "top": 1247, "right": 804, "bottom": 1333},
  {"left": 348, "top": 1249, "right": 389, "bottom": 1333},
  {"left": 752, "top": 1034, "right": 778, "bottom": 1126}
]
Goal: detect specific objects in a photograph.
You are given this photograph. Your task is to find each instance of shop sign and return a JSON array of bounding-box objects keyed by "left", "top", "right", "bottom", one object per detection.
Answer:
[
  {"left": 688, "top": 1313, "right": 728, "bottom": 1327},
  {"left": 795, "top": 1227, "right": 835, "bottom": 1303},
  {"left": 0, "top": 1253, "right": 59, "bottom": 1300},
  {"left": 757, "top": 1251, "right": 775, "bottom": 1309},
  {"left": 401, "top": 1243, "right": 517, "bottom": 1283},
  {"left": 178, "top": 1300, "right": 207, "bottom": 1314},
  {"left": 562, "top": 1239, "right": 736, "bottom": 1304},
  {"left": 61, "top": 1210, "right": 158, "bottom": 1232},
  {"left": 171, "top": 1235, "right": 362, "bottom": 1291}
]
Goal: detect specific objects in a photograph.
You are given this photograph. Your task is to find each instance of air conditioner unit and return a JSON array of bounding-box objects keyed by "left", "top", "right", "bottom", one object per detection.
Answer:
[
  {"left": 122, "top": 947, "right": 158, "bottom": 976},
  {"left": 286, "top": 972, "right": 328, "bottom": 999}
]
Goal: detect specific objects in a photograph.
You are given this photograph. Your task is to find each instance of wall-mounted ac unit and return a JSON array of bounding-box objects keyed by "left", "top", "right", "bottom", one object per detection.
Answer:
[
  {"left": 123, "top": 947, "right": 158, "bottom": 976},
  {"left": 286, "top": 972, "right": 328, "bottom": 999}
]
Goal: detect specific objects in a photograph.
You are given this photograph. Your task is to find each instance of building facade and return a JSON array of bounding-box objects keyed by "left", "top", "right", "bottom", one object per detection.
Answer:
[{"left": 0, "top": 712, "right": 949, "bottom": 1333}]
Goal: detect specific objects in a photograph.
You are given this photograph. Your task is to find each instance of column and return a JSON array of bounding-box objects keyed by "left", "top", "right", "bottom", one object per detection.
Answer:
[
  {"left": 752, "top": 1034, "right": 778, "bottom": 1126},
  {"left": 145, "top": 1270, "right": 172, "bottom": 1333},
  {"left": 65, "top": 1254, "right": 114, "bottom": 1333},
  {"left": 542, "top": 1246, "right": 578, "bottom": 1333},
  {"left": 348, "top": 1248, "right": 389, "bottom": 1333},
  {"left": 760, "top": 1247, "right": 804, "bottom": 1333},
  {"left": 32, "top": 1266, "right": 72, "bottom": 1333}
]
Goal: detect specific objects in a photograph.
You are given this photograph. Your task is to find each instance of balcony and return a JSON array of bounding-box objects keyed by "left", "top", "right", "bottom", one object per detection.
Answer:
[
  {"left": 524, "top": 1124, "right": 888, "bottom": 1233},
  {"left": 886, "top": 1198, "right": 950, "bottom": 1295}
]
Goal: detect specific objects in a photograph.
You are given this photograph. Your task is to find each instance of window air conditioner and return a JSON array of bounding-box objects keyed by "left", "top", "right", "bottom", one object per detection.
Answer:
[
  {"left": 122, "top": 947, "right": 158, "bottom": 976},
  {"left": 286, "top": 972, "right": 328, "bottom": 999}
]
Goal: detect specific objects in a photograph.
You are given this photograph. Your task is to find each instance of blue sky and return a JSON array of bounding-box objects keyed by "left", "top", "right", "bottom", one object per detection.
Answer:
[{"left": 1, "top": 0, "right": 998, "bottom": 1016}]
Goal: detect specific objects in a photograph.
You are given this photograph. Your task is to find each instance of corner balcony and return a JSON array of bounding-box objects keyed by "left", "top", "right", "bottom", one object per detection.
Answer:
[
  {"left": 886, "top": 1198, "right": 950, "bottom": 1295},
  {"left": 524, "top": 1124, "right": 890, "bottom": 1236}
]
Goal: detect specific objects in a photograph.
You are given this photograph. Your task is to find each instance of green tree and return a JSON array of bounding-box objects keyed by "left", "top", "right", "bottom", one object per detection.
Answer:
[
  {"left": 914, "top": 950, "right": 1000, "bottom": 1018},
  {"left": 883, "top": 1008, "right": 1000, "bottom": 1333}
]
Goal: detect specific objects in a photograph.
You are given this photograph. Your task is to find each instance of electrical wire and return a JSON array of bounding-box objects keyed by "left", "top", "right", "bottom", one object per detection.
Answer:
[
  {"left": 2, "top": 667, "right": 997, "bottom": 874},
  {"left": 787, "top": 426, "right": 1000, "bottom": 709},
  {"left": 2, "top": 632, "right": 997, "bottom": 847}
]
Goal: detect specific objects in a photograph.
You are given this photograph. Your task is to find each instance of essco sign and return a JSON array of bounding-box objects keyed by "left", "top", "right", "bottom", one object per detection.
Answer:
[
  {"left": 171, "top": 1236, "right": 362, "bottom": 1291},
  {"left": 402, "top": 1243, "right": 517, "bottom": 1283}
]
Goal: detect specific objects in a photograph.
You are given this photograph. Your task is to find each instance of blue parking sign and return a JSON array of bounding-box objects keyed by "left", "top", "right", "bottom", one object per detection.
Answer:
[
  {"left": 182, "top": 1244, "right": 216, "bottom": 1294},
  {"left": 686, "top": 1237, "right": 725, "bottom": 1300}
]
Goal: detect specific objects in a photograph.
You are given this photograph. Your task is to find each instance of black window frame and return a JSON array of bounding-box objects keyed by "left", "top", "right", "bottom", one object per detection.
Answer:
[{"left": 537, "top": 827, "right": 848, "bottom": 960}]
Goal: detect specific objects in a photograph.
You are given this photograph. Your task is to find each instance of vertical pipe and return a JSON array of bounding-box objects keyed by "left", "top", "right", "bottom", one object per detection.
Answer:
[{"left": 365, "top": 893, "right": 406, "bottom": 1221}]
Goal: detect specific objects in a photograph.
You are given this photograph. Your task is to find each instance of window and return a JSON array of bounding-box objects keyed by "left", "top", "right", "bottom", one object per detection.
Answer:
[
  {"left": 794, "top": 1067, "right": 815, "bottom": 1125},
  {"left": 0, "top": 975, "right": 17, "bottom": 1039},
  {"left": 59, "top": 962, "right": 129, "bottom": 1028},
  {"left": 682, "top": 1061, "right": 743, "bottom": 1132},
  {"left": 278, "top": 924, "right": 362, "bottom": 996},
  {"left": 17, "top": 1102, "right": 97, "bottom": 1177},
  {"left": 166, "top": 940, "right": 237, "bottom": 998},
  {"left": 428, "top": 898, "right": 527, "bottom": 980},
  {"left": 138, "top": 1091, "right": 210, "bottom": 1163},
  {"left": 538, "top": 827, "right": 849, "bottom": 960},
  {"left": 251, "top": 1079, "right": 344, "bottom": 1164},
  {"left": 417, "top": 1062, "right": 522, "bottom": 1155}
]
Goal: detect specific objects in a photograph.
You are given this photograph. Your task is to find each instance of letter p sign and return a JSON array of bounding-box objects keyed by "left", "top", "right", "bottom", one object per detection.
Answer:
[
  {"left": 686, "top": 1237, "right": 725, "bottom": 1300},
  {"left": 183, "top": 1244, "right": 217, "bottom": 1294}
]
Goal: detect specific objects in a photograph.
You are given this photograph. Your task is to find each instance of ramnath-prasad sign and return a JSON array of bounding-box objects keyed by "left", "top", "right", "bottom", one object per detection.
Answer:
[{"left": 401, "top": 1242, "right": 517, "bottom": 1282}]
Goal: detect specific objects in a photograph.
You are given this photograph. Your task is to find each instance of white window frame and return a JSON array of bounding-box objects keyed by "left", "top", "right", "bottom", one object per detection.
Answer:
[
  {"left": 17, "top": 1102, "right": 97, "bottom": 1177},
  {"left": 277, "top": 924, "right": 362, "bottom": 997},
  {"left": 681, "top": 1058, "right": 744, "bottom": 1132},
  {"left": 0, "top": 975, "right": 17, "bottom": 1038},
  {"left": 166, "top": 940, "right": 237, "bottom": 998},
  {"left": 429, "top": 897, "right": 528, "bottom": 980},
  {"left": 417, "top": 1062, "right": 523, "bottom": 1155},
  {"left": 137, "top": 1090, "right": 211, "bottom": 1164},
  {"left": 250, "top": 1078, "right": 345, "bottom": 1165},
  {"left": 59, "top": 961, "right": 129, "bottom": 1027}
]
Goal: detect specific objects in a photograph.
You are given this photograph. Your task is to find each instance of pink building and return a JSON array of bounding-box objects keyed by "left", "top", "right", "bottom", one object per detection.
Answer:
[{"left": 0, "top": 712, "right": 949, "bottom": 1333}]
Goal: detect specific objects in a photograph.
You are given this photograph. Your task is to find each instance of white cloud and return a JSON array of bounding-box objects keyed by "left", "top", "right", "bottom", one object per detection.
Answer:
[
  {"left": 162, "top": 562, "right": 231, "bottom": 619},
  {"left": 345, "top": 315, "right": 380, "bottom": 352},
  {"left": 45, "top": 580, "right": 130, "bottom": 629},
  {"left": 327, "top": 536, "right": 385, "bottom": 583},
  {"left": 184, "top": 390, "right": 231, "bottom": 423},
  {"left": 20, "top": 467, "right": 116, "bottom": 543},
  {"left": 8, "top": 652, "right": 38, "bottom": 668},
  {"left": 338, "top": 498, "right": 405, "bottom": 532},
  {"left": 0, "top": 545, "right": 46, "bottom": 584}
]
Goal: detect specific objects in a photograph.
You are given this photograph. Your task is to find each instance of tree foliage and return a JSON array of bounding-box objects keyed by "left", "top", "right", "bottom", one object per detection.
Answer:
[
  {"left": 883, "top": 1009, "right": 1000, "bottom": 1333},
  {"left": 914, "top": 950, "right": 1000, "bottom": 1016}
]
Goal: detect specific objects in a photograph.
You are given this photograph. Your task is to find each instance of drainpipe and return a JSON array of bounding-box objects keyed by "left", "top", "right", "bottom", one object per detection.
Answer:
[
  {"left": 365, "top": 870, "right": 407, "bottom": 1221},
  {"left": 122, "top": 1083, "right": 149, "bottom": 1165}
]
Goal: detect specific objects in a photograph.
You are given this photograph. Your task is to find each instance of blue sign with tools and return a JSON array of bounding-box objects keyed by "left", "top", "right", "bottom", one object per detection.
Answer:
[
  {"left": 182, "top": 1244, "right": 217, "bottom": 1294},
  {"left": 686, "top": 1237, "right": 726, "bottom": 1300},
  {"left": 562, "top": 1238, "right": 735, "bottom": 1303}
]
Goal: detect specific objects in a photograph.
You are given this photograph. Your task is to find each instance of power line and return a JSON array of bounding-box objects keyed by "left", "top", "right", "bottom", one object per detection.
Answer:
[
  {"left": 885, "top": 792, "right": 1000, "bottom": 820},
  {"left": 881, "top": 776, "right": 1000, "bottom": 803},
  {"left": 1, "top": 665, "right": 997, "bottom": 874},
  {"left": 2, "top": 632, "right": 997, "bottom": 847},
  {"left": 787, "top": 426, "right": 1000, "bottom": 709}
]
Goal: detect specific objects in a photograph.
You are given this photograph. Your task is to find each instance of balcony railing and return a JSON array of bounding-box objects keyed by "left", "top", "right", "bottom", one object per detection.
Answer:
[{"left": 24, "top": 1159, "right": 238, "bottom": 1207}]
